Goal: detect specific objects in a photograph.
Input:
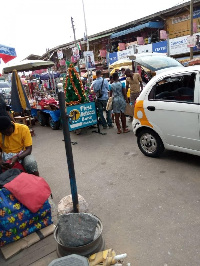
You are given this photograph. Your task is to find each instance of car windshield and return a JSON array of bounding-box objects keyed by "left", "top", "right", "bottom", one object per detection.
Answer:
[{"left": 0, "top": 82, "right": 10, "bottom": 88}]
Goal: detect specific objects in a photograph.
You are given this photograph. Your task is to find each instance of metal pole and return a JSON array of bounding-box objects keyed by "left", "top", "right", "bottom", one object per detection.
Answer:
[
  {"left": 58, "top": 89, "right": 79, "bottom": 213},
  {"left": 82, "top": 0, "right": 89, "bottom": 51},
  {"left": 81, "top": 0, "right": 90, "bottom": 86},
  {"left": 71, "top": 17, "right": 81, "bottom": 75},
  {"left": 190, "top": 0, "right": 194, "bottom": 60},
  {"left": 167, "top": 33, "right": 170, "bottom": 57},
  {"left": 47, "top": 48, "right": 54, "bottom": 96}
]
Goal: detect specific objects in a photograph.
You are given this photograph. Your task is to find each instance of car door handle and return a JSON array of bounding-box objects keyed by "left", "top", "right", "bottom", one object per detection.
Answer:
[{"left": 147, "top": 106, "right": 155, "bottom": 111}]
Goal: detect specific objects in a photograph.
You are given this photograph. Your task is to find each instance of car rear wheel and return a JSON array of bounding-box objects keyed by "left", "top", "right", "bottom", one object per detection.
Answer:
[{"left": 137, "top": 129, "right": 164, "bottom": 157}]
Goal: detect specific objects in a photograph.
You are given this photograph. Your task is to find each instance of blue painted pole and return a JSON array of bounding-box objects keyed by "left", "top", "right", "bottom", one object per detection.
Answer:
[{"left": 58, "top": 91, "right": 79, "bottom": 213}]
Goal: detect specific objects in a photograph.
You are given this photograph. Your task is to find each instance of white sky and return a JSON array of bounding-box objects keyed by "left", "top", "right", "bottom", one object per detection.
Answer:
[{"left": 0, "top": 0, "right": 187, "bottom": 73}]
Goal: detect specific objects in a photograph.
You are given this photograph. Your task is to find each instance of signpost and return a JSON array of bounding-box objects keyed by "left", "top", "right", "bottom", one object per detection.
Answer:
[{"left": 67, "top": 102, "right": 97, "bottom": 131}]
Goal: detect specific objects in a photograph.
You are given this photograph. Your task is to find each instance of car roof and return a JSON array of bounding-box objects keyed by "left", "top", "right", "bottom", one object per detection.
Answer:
[{"left": 155, "top": 65, "right": 200, "bottom": 79}]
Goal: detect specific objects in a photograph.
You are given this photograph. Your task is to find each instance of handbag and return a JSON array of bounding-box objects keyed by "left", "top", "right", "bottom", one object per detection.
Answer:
[
  {"left": 125, "top": 103, "right": 134, "bottom": 116},
  {"left": 96, "top": 78, "right": 104, "bottom": 99},
  {"left": 106, "top": 97, "right": 113, "bottom": 111}
]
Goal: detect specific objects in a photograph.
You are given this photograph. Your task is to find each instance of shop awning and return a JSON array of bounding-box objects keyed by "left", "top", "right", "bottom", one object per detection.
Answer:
[
  {"left": 89, "top": 32, "right": 113, "bottom": 41},
  {"left": 110, "top": 21, "right": 164, "bottom": 39}
]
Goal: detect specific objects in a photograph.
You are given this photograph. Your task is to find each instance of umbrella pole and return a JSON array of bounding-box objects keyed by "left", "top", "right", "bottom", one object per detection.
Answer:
[{"left": 58, "top": 90, "right": 79, "bottom": 213}]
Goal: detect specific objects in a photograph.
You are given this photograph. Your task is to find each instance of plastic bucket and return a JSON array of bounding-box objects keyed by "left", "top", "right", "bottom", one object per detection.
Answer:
[{"left": 54, "top": 215, "right": 105, "bottom": 258}]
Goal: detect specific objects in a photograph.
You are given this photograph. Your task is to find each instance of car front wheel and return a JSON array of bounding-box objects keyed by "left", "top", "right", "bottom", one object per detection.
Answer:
[{"left": 137, "top": 129, "right": 164, "bottom": 157}]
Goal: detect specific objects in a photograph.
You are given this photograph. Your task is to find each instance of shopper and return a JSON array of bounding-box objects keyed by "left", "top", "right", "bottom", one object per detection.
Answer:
[
  {"left": 125, "top": 68, "right": 143, "bottom": 106},
  {"left": 110, "top": 73, "right": 129, "bottom": 134},
  {"left": 92, "top": 70, "right": 112, "bottom": 129}
]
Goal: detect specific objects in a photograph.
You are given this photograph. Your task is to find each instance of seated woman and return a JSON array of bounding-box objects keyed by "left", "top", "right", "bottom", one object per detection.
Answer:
[
  {"left": 0, "top": 116, "right": 39, "bottom": 176},
  {"left": 110, "top": 73, "right": 130, "bottom": 134}
]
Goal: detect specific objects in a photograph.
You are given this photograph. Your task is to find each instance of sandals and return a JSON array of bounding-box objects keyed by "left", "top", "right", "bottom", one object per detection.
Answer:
[
  {"left": 117, "top": 130, "right": 122, "bottom": 134},
  {"left": 123, "top": 128, "right": 130, "bottom": 133}
]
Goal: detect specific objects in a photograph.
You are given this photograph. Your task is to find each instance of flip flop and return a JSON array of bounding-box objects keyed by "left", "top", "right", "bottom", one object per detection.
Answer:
[
  {"left": 117, "top": 130, "right": 122, "bottom": 134},
  {"left": 123, "top": 129, "right": 130, "bottom": 133}
]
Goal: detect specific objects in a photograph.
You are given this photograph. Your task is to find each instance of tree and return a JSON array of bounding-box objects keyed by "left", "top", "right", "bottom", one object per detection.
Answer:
[{"left": 65, "top": 62, "right": 86, "bottom": 105}]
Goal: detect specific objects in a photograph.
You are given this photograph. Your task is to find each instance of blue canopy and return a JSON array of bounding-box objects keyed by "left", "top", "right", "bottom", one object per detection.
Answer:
[
  {"left": 40, "top": 72, "right": 60, "bottom": 80},
  {"left": 110, "top": 21, "right": 164, "bottom": 39}
]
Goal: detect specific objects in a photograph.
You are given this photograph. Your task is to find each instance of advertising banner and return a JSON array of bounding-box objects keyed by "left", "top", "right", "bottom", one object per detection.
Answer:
[
  {"left": 152, "top": 41, "right": 167, "bottom": 53},
  {"left": 169, "top": 36, "right": 189, "bottom": 55},
  {"left": 118, "top": 48, "right": 134, "bottom": 60},
  {"left": 66, "top": 102, "right": 97, "bottom": 131},
  {"left": 109, "top": 52, "right": 118, "bottom": 64},
  {"left": 72, "top": 47, "right": 80, "bottom": 62},
  {"left": 57, "top": 50, "right": 63, "bottom": 59},
  {"left": 193, "top": 33, "right": 200, "bottom": 51},
  {"left": 170, "top": 34, "right": 200, "bottom": 55},
  {"left": 83, "top": 51, "right": 95, "bottom": 70},
  {"left": 136, "top": 44, "right": 152, "bottom": 54},
  {"left": 187, "top": 35, "right": 196, "bottom": 47}
]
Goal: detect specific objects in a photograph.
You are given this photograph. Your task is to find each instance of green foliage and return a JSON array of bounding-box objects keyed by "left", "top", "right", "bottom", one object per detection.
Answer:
[{"left": 65, "top": 66, "right": 87, "bottom": 105}]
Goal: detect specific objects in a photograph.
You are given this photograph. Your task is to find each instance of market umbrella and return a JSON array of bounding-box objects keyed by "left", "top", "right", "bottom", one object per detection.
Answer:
[
  {"left": 188, "top": 57, "right": 200, "bottom": 66},
  {"left": 40, "top": 72, "right": 60, "bottom": 80},
  {"left": 110, "top": 58, "right": 132, "bottom": 69},
  {"left": 0, "top": 44, "right": 17, "bottom": 63},
  {"left": 11, "top": 70, "right": 30, "bottom": 112},
  {"left": 3, "top": 60, "right": 54, "bottom": 74},
  {"left": 110, "top": 65, "right": 131, "bottom": 75}
]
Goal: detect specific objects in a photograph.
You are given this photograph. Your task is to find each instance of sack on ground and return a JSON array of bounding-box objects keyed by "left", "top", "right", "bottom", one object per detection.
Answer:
[
  {"left": 0, "top": 188, "right": 52, "bottom": 247},
  {"left": 106, "top": 97, "right": 113, "bottom": 111},
  {"left": 125, "top": 103, "right": 134, "bottom": 116}
]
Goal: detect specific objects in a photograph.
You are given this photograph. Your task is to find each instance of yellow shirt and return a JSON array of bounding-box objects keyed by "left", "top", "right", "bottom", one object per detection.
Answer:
[
  {"left": 0, "top": 123, "right": 32, "bottom": 153},
  {"left": 126, "top": 73, "right": 142, "bottom": 94}
]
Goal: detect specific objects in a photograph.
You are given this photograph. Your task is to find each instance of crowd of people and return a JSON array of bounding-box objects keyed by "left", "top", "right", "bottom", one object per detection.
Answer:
[
  {"left": 0, "top": 66, "right": 143, "bottom": 175},
  {"left": 91, "top": 67, "right": 143, "bottom": 134}
]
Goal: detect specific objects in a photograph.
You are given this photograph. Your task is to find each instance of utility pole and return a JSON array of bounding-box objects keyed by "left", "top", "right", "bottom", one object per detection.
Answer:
[
  {"left": 71, "top": 17, "right": 81, "bottom": 74},
  {"left": 82, "top": 0, "right": 89, "bottom": 51},
  {"left": 81, "top": 0, "right": 90, "bottom": 86},
  {"left": 190, "top": 0, "right": 194, "bottom": 60}
]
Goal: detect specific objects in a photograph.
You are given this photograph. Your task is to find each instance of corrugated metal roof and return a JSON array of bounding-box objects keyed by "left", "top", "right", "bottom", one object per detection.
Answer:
[
  {"left": 110, "top": 21, "right": 164, "bottom": 39},
  {"left": 89, "top": 32, "right": 113, "bottom": 41}
]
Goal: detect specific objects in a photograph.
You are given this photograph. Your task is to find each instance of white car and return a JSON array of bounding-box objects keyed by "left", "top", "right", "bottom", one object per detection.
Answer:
[{"left": 132, "top": 54, "right": 200, "bottom": 157}]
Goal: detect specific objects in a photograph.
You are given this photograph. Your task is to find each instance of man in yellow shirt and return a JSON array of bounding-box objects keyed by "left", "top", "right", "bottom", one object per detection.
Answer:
[
  {"left": 125, "top": 68, "right": 143, "bottom": 106},
  {"left": 0, "top": 116, "right": 39, "bottom": 176}
]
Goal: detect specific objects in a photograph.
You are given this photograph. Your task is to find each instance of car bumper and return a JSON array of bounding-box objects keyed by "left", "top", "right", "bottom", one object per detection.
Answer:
[{"left": 132, "top": 118, "right": 141, "bottom": 135}]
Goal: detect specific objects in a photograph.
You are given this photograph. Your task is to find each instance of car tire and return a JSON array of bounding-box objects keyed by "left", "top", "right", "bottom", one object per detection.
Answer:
[
  {"left": 137, "top": 129, "right": 164, "bottom": 157},
  {"left": 49, "top": 116, "right": 60, "bottom": 130},
  {"left": 37, "top": 112, "right": 48, "bottom": 126}
]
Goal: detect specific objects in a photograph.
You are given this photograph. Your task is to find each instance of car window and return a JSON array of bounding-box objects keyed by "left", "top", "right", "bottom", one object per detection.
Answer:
[{"left": 148, "top": 73, "right": 196, "bottom": 103}]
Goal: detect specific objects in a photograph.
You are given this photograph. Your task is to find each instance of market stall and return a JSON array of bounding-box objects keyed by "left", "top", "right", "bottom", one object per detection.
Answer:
[{"left": 28, "top": 61, "right": 97, "bottom": 132}]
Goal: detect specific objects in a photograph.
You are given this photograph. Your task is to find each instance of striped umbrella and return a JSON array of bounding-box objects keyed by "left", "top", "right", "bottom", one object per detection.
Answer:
[{"left": 11, "top": 70, "right": 30, "bottom": 112}]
